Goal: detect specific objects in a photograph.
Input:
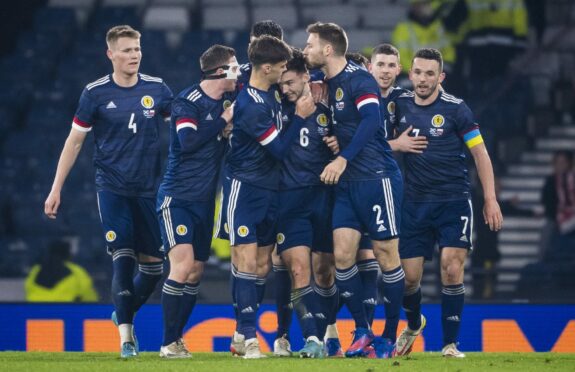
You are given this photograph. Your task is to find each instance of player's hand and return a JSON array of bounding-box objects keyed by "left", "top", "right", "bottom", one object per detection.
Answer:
[
  {"left": 394, "top": 125, "right": 428, "bottom": 153},
  {"left": 323, "top": 135, "right": 339, "bottom": 154},
  {"left": 483, "top": 198, "right": 503, "bottom": 232},
  {"left": 320, "top": 156, "right": 347, "bottom": 185},
  {"left": 221, "top": 102, "right": 234, "bottom": 123},
  {"left": 222, "top": 122, "right": 233, "bottom": 139},
  {"left": 310, "top": 81, "right": 328, "bottom": 105},
  {"left": 295, "top": 92, "right": 315, "bottom": 119},
  {"left": 44, "top": 191, "right": 61, "bottom": 219}
]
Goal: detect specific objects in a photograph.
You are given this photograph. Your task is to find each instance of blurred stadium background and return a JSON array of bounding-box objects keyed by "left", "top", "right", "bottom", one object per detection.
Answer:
[{"left": 0, "top": 0, "right": 574, "bottom": 353}]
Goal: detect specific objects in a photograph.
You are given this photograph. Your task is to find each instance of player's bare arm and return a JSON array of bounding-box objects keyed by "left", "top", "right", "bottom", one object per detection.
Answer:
[
  {"left": 470, "top": 143, "right": 503, "bottom": 231},
  {"left": 44, "top": 128, "right": 88, "bottom": 219}
]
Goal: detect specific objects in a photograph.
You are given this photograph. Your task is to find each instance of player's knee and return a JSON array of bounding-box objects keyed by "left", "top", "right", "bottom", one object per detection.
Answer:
[
  {"left": 314, "top": 270, "right": 334, "bottom": 288},
  {"left": 403, "top": 269, "right": 421, "bottom": 290},
  {"left": 441, "top": 260, "right": 464, "bottom": 284},
  {"left": 288, "top": 258, "right": 310, "bottom": 286},
  {"left": 334, "top": 249, "right": 356, "bottom": 269}
]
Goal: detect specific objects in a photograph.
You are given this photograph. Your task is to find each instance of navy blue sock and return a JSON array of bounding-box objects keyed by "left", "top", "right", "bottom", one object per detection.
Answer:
[
  {"left": 111, "top": 249, "right": 136, "bottom": 325},
  {"left": 178, "top": 282, "right": 199, "bottom": 338},
  {"left": 336, "top": 265, "right": 369, "bottom": 329},
  {"left": 133, "top": 262, "right": 163, "bottom": 312},
  {"left": 381, "top": 266, "right": 405, "bottom": 342},
  {"left": 357, "top": 259, "right": 379, "bottom": 327},
  {"left": 256, "top": 277, "right": 267, "bottom": 309},
  {"left": 161, "top": 279, "right": 184, "bottom": 346},
  {"left": 231, "top": 265, "right": 239, "bottom": 331},
  {"left": 442, "top": 284, "right": 465, "bottom": 346},
  {"left": 403, "top": 286, "right": 422, "bottom": 331},
  {"left": 273, "top": 264, "right": 292, "bottom": 339},
  {"left": 235, "top": 271, "right": 258, "bottom": 339},
  {"left": 291, "top": 285, "right": 319, "bottom": 339},
  {"left": 313, "top": 283, "right": 337, "bottom": 339}
]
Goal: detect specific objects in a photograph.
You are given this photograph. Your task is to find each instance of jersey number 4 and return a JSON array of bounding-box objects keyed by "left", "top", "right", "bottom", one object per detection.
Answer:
[{"left": 128, "top": 113, "right": 137, "bottom": 133}]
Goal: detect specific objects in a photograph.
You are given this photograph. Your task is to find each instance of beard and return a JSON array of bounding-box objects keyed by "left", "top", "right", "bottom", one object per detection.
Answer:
[
  {"left": 305, "top": 56, "right": 324, "bottom": 70},
  {"left": 415, "top": 81, "right": 438, "bottom": 100}
]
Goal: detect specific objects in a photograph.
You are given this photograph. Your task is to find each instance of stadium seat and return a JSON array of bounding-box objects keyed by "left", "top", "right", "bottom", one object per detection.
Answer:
[
  {"left": 286, "top": 29, "right": 309, "bottom": 49},
  {"left": 203, "top": 5, "right": 249, "bottom": 30},
  {"left": 300, "top": 0, "right": 343, "bottom": 5},
  {"left": 252, "top": 5, "right": 299, "bottom": 31},
  {"left": 346, "top": 30, "right": 389, "bottom": 53},
  {"left": 101, "top": 0, "right": 145, "bottom": 7},
  {"left": 143, "top": 6, "right": 190, "bottom": 32},
  {"left": 301, "top": 5, "right": 359, "bottom": 29},
  {"left": 360, "top": 4, "right": 407, "bottom": 29},
  {"left": 251, "top": 0, "right": 293, "bottom": 5}
]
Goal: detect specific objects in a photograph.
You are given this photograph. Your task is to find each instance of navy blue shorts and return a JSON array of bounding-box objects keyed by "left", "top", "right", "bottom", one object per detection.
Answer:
[
  {"left": 220, "top": 177, "right": 278, "bottom": 247},
  {"left": 156, "top": 192, "right": 213, "bottom": 262},
  {"left": 332, "top": 172, "right": 403, "bottom": 241},
  {"left": 97, "top": 190, "right": 163, "bottom": 258},
  {"left": 359, "top": 233, "right": 373, "bottom": 250},
  {"left": 276, "top": 185, "right": 334, "bottom": 254},
  {"left": 400, "top": 198, "right": 474, "bottom": 261}
]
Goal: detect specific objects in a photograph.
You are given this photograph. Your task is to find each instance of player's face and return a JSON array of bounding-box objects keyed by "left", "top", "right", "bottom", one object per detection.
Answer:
[
  {"left": 268, "top": 61, "right": 288, "bottom": 84},
  {"left": 370, "top": 53, "right": 401, "bottom": 91},
  {"left": 409, "top": 58, "right": 445, "bottom": 100},
  {"left": 280, "top": 71, "right": 309, "bottom": 102},
  {"left": 223, "top": 56, "right": 239, "bottom": 92},
  {"left": 303, "top": 33, "right": 325, "bottom": 69},
  {"left": 107, "top": 37, "right": 141, "bottom": 76}
]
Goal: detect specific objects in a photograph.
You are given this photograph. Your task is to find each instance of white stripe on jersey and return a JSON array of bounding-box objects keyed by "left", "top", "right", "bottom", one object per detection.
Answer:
[
  {"left": 227, "top": 179, "right": 241, "bottom": 246},
  {"left": 139, "top": 73, "right": 163, "bottom": 83},
  {"left": 72, "top": 122, "right": 92, "bottom": 132},
  {"left": 467, "top": 198, "right": 474, "bottom": 250},
  {"left": 247, "top": 88, "right": 264, "bottom": 104},
  {"left": 187, "top": 90, "right": 202, "bottom": 102},
  {"left": 382, "top": 178, "right": 397, "bottom": 236},
  {"left": 176, "top": 122, "right": 198, "bottom": 131},
  {"left": 161, "top": 196, "right": 176, "bottom": 248},
  {"left": 213, "top": 187, "right": 224, "bottom": 239},
  {"left": 259, "top": 128, "right": 278, "bottom": 146},
  {"left": 86, "top": 76, "right": 110, "bottom": 90},
  {"left": 440, "top": 94, "right": 463, "bottom": 104},
  {"left": 356, "top": 97, "right": 379, "bottom": 110}
]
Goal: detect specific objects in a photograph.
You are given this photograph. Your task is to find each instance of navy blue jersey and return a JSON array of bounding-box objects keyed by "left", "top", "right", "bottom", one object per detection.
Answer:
[
  {"left": 159, "top": 84, "right": 236, "bottom": 201},
  {"left": 394, "top": 90, "right": 483, "bottom": 201},
  {"left": 225, "top": 84, "right": 284, "bottom": 190},
  {"left": 381, "top": 86, "right": 409, "bottom": 140},
  {"left": 280, "top": 101, "right": 333, "bottom": 189},
  {"left": 73, "top": 73, "right": 173, "bottom": 197},
  {"left": 327, "top": 62, "right": 398, "bottom": 180}
]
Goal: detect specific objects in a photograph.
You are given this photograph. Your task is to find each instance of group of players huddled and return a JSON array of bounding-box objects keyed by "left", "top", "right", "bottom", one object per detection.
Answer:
[{"left": 44, "top": 19, "right": 503, "bottom": 360}]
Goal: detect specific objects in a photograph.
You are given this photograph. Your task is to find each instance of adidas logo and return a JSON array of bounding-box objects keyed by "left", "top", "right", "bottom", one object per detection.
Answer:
[
  {"left": 378, "top": 224, "right": 387, "bottom": 232},
  {"left": 446, "top": 315, "right": 460, "bottom": 322},
  {"left": 383, "top": 296, "right": 391, "bottom": 304},
  {"left": 106, "top": 101, "right": 117, "bottom": 109},
  {"left": 314, "top": 313, "right": 326, "bottom": 319},
  {"left": 460, "top": 235, "right": 468, "bottom": 242},
  {"left": 302, "top": 312, "right": 314, "bottom": 319},
  {"left": 400, "top": 116, "right": 406, "bottom": 123},
  {"left": 363, "top": 298, "right": 377, "bottom": 305},
  {"left": 206, "top": 113, "right": 213, "bottom": 120},
  {"left": 241, "top": 306, "right": 255, "bottom": 314},
  {"left": 340, "top": 291, "right": 353, "bottom": 298},
  {"left": 117, "top": 290, "right": 132, "bottom": 296}
]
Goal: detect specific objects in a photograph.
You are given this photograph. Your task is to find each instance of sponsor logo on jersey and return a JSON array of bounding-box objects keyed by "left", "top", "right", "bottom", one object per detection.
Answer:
[
  {"left": 336, "top": 102, "right": 345, "bottom": 110},
  {"left": 223, "top": 100, "right": 232, "bottom": 110},
  {"left": 316, "top": 113, "right": 328, "bottom": 127},
  {"left": 106, "top": 101, "right": 117, "bottom": 109},
  {"left": 143, "top": 109, "right": 155, "bottom": 118},
  {"left": 400, "top": 116, "right": 407, "bottom": 123},
  {"left": 105, "top": 230, "right": 116, "bottom": 242},
  {"left": 275, "top": 90, "right": 282, "bottom": 103},
  {"left": 206, "top": 113, "right": 213, "bottom": 121},
  {"left": 141, "top": 95, "right": 155, "bottom": 109},
  {"left": 460, "top": 235, "right": 468, "bottom": 242},
  {"left": 238, "top": 225, "right": 249, "bottom": 237},
  {"left": 335, "top": 87, "right": 344, "bottom": 101},
  {"left": 176, "top": 225, "right": 188, "bottom": 236},
  {"left": 431, "top": 114, "right": 445, "bottom": 128},
  {"left": 387, "top": 101, "right": 395, "bottom": 115},
  {"left": 429, "top": 128, "right": 444, "bottom": 137},
  {"left": 277, "top": 233, "right": 285, "bottom": 245}
]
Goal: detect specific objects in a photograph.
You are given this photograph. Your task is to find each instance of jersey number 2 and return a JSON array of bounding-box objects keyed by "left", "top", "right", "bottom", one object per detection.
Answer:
[{"left": 128, "top": 113, "right": 137, "bottom": 133}]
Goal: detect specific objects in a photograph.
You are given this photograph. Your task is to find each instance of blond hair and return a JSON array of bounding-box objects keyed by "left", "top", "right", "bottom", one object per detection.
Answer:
[{"left": 106, "top": 25, "right": 141, "bottom": 47}]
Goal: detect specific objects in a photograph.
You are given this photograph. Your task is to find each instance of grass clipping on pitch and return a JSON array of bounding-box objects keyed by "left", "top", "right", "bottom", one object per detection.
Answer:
[{"left": 0, "top": 352, "right": 574, "bottom": 371}]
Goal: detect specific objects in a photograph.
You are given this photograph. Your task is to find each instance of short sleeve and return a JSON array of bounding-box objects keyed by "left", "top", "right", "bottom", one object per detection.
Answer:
[
  {"left": 242, "top": 102, "right": 278, "bottom": 146},
  {"left": 350, "top": 73, "right": 380, "bottom": 111},
  {"left": 171, "top": 97, "right": 200, "bottom": 132},
  {"left": 72, "top": 88, "right": 96, "bottom": 132},
  {"left": 159, "top": 82, "right": 174, "bottom": 118},
  {"left": 456, "top": 102, "right": 484, "bottom": 149}
]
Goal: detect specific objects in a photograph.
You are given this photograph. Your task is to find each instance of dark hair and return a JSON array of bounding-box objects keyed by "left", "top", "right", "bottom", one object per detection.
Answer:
[
  {"left": 412, "top": 47, "right": 443, "bottom": 71},
  {"left": 200, "top": 44, "right": 236, "bottom": 72},
  {"left": 554, "top": 150, "right": 574, "bottom": 165},
  {"left": 248, "top": 35, "right": 292, "bottom": 67},
  {"left": 306, "top": 22, "right": 348, "bottom": 57},
  {"left": 285, "top": 48, "right": 308, "bottom": 74},
  {"left": 346, "top": 52, "right": 369, "bottom": 68},
  {"left": 371, "top": 43, "right": 400, "bottom": 60},
  {"left": 250, "top": 20, "right": 283, "bottom": 40}
]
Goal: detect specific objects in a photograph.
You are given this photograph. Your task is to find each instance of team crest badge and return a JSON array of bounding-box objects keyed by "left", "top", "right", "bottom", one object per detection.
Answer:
[
  {"left": 141, "top": 95, "right": 154, "bottom": 109},
  {"left": 223, "top": 100, "right": 232, "bottom": 110},
  {"left": 431, "top": 114, "right": 445, "bottom": 128},
  {"left": 238, "top": 225, "right": 249, "bottom": 237},
  {"left": 387, "top": 101, "right": 395, "bottom": 115},
  {"left": 335, "top": 87, "right": 344, "bottom": 101},
  {"left": 277, "top": 233, "right": 285, "bottom": 245},
  {"left": 316, "top": 113, "right": 328, "bottom": 127},
  {"left": 176, "top": 225, "right": 188, "bottom": 236},
  {"left": 105, "top": 230, "right": 117, "bottom": 242},
  {"left": 275, "top": 90, "right": 282, "bottom": 103}
]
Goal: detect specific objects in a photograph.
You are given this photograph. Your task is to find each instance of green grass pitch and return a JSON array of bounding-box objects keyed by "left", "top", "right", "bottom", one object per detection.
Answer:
[{"left": 1, "top": 352, "right": 574, "bottom": 371}]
